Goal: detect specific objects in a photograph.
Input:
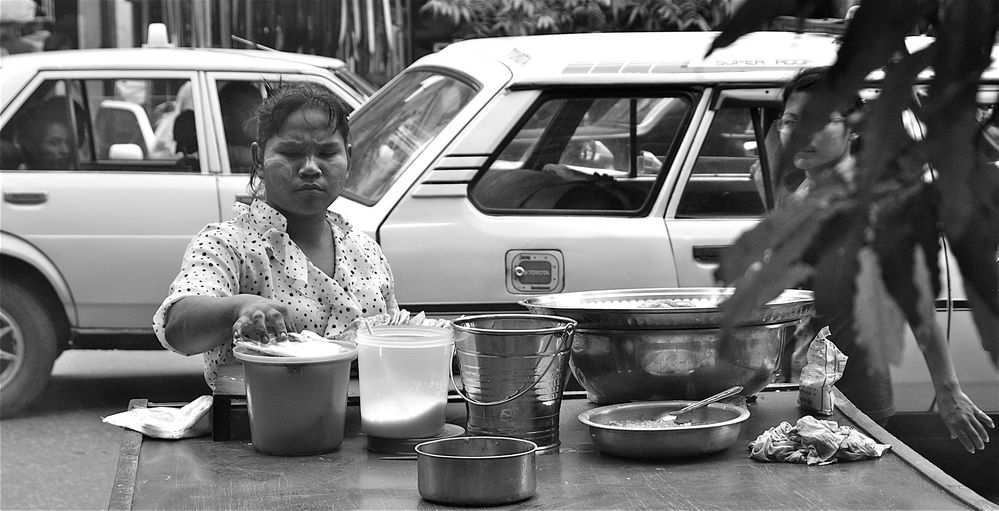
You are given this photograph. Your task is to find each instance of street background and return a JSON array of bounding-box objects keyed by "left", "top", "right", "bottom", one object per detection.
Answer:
[{"left": 1, "top": 350, "right": 207, "bottom": 510}]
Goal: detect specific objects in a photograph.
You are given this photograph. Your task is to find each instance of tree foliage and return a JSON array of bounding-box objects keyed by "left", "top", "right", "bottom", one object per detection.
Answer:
[
  {"left": 712, "top": 0, "right": 999, "bottom": 367},
  {"left": 420, "top": 0, "right": 734, "bottom": 38}
]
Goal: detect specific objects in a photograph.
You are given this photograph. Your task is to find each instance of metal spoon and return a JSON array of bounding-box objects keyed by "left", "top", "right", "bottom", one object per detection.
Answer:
[{"left": 654, "top": 385, "right": 743, "bottom": 424}]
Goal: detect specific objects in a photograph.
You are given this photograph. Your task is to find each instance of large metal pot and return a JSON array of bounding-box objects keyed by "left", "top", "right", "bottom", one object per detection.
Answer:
[
  {"left": 415, "top": 436, "right": 538, "bottom": 506},
  {"left": 577, "top": 401, "right": 750, "bottom": 458},
  {"left": 521, "top": 288, "right": 814, "bottom": 403}
]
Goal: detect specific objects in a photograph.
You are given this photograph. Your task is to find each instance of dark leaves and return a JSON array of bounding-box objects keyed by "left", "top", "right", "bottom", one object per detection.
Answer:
[
  {"left": 716, "top": 196, "right": 856, "bottom": 329},
  {"left": 825, "top": 0, "right": 931, "bottom": 94},
  {"left": 872, "top": 183, "right": 942, "bottom": 327},
  {"left": 705, "top": 0, "right": 807, "bottom": 57},
  {"left": 855, "top": 47, "right": 935, "bottom": 190},
  {"left": 924, "top": 0, "right": 997, "bottom": 238}
]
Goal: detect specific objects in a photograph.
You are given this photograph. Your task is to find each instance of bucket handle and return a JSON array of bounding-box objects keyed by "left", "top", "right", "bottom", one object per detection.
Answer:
[{"left": 448, "top": 323, "right": 573, "bottom": 407}]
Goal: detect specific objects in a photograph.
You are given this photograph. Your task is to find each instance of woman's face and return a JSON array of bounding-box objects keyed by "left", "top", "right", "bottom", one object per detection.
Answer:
[
  {"left": 258, "top": 106, "right": 350, "bottom": 218},
  {"left": 35, "top": 121, "right": 72, "bottom": 169},
  {"left": 779, "top": 92, "right": 852, "bottom": 171}
]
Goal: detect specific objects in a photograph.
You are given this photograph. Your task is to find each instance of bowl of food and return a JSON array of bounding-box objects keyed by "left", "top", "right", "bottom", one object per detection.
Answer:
[
  {"left": 578, "top": 400, "right": 750, "bottom": 458},
  {"left": 520, "top": 288, "right": 814, "bottom": 404}
]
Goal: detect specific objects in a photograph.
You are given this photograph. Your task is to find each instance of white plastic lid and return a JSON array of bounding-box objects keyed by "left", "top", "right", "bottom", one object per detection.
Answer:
[{"left": 355, "top": 325, "right": 453, "bottom": 348}]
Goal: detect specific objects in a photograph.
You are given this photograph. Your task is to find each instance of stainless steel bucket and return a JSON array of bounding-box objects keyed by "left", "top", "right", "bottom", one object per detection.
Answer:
[
  {"left": 451, "top": 314, "right": 576, "bottom": 453},
  {"left": 415, "top": 436, "right": 538, "bottom": 506}
]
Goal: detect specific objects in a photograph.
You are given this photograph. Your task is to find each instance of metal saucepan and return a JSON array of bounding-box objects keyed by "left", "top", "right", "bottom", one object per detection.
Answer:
[{"left": 415, "top": 436, "right": 538, "bottom": 506}]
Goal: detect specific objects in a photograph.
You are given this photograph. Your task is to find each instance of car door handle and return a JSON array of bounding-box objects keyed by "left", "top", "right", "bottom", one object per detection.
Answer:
[
  {"left": 235, "top": 194, "right": 253, "bottom": 205},
  {"left": 4, "top": 191, "right": 47, "bottom": 205},
  {"left": 693, "top": 245, "right": 728, "bottom": 263}
]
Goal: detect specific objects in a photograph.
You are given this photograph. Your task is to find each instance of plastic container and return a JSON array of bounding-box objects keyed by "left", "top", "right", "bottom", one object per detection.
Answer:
[
  {"left": 232, "top": 341, "right": 357, "bottom": 456},
  {"left": 355, "top": 325, "right": 454, "bottom": 439}
]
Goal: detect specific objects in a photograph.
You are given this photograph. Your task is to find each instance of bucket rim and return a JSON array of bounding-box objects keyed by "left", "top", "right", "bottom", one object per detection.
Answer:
[
  {"left": 233, "top": 340, "right": 358, "bottom": 365},
  {"left": 452, "top": 313, "right": 576, "bottom": 335}
]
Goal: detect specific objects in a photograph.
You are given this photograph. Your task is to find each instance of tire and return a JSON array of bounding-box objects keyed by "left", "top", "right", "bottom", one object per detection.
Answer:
[{"left": 0, "top": 279, "right": 59, "bottom": 418}]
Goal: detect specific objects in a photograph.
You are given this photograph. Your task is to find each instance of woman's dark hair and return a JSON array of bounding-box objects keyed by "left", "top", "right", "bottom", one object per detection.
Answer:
[
  {"left": 248, "top": 82, "right": 352, "bottom": 197},
  {"left": 781, "top": 66, "right": 864, "bottom": 115}
]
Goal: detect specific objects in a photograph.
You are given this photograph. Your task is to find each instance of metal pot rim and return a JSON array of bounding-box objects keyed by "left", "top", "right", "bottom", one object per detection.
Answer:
[{"left": 415, "top": 436, "right": 539, "bottom": 460}]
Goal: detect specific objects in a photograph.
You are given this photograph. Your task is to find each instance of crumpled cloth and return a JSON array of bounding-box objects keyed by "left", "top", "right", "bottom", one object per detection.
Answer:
[
  {"left": 748, "top": 416, "right": 891, "bottom": 465},
  {"left": 102, "top": 395, "right": 212, "bottom": 439}
]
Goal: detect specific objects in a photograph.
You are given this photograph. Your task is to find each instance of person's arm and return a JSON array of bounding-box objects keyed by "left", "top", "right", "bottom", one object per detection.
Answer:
[
  {"left": 913, "top": 320, "right": 994, "bottom": 453},
  {"left": 163, "top": 294, "right": 295, "bottom": 355}
]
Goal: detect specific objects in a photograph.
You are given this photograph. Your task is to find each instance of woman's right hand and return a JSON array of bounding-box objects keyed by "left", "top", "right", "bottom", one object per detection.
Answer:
[{"left": 232, "top": 295, "right": 296, "bottom": 343}]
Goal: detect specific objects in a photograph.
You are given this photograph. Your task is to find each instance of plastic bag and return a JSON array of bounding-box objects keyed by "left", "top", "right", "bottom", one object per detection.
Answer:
[
  {"left": 102, "top": 395, "right": 212, "bottom": 439},
  {"left": 797, "top": 326, "right": 848, "bottom": 415}
]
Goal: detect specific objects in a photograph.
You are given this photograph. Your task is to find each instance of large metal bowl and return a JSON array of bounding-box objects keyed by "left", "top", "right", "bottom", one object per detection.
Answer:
[
  {"left": 578, "top": 401, "right": 750, "bottom": 458},
  {"left": 520, "top": 288, "right": 813, "bottom": 404}
]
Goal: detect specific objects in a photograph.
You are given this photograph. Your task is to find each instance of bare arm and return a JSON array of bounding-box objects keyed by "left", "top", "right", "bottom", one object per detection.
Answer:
[
  {"left": 163, "top": 294, "right": 295, "bottom": 355},
  {"left": 913, "top": 320, "right": 994, "bottom": 453}
]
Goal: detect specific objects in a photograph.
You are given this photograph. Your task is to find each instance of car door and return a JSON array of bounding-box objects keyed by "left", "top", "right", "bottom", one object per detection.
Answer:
[
  {"left": 370, "top": 80, "right": 708, "bottom": 314},
  {"left": 0, "top": 71, "right": 220, "bottom": 330},
  {"left": 665, "top": 88, "right": 777, "bottom": 287}
]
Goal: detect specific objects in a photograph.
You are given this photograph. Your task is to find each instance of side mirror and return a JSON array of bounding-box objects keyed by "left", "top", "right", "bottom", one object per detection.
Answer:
[{"left": 108, "top": 143, "right": 144, "bottom": 160}]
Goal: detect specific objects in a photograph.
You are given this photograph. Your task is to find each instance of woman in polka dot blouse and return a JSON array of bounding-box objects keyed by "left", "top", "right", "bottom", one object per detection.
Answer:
[{"left": 153, "top": 82, "right": 399, "bottom": 388}]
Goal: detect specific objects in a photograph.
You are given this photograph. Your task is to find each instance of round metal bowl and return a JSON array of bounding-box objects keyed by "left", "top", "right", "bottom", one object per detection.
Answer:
[
  {"left": 520, "top": 288, "right": 814, "bottom": 404},
  {"left": 578, "top": 401, "right": 750, "bottom": 458},
  {"left": 415, "top": 436, "right": 537, "bottom": 506}
]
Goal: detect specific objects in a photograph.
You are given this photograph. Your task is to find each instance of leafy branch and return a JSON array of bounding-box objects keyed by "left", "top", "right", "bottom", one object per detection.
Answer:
[
  {"left": 712, "top": 0, "right": 999, "bottom": 368},
  {"left": 419, "top": 0, "right": 735, "bottom": 39}
]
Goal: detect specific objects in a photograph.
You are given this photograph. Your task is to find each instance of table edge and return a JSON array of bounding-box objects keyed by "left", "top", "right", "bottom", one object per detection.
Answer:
[
  {"left": 107, "top": 389, "right": 998, "bottom": 511},
  {"left": 831, "top": 388, "right": 998, "bottom": 511}
]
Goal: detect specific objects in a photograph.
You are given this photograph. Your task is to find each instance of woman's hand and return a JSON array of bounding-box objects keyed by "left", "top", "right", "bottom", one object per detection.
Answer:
[
  {"left": 936, "top": 387, "right": 994, "bottom": 453},
  {"left": 232, "top": 295, "right": 296, "bottom": 343}
]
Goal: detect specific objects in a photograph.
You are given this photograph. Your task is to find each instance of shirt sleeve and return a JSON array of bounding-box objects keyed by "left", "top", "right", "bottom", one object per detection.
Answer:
[{"left": 152, "top": 224, "right": 244, "bottom": 352}]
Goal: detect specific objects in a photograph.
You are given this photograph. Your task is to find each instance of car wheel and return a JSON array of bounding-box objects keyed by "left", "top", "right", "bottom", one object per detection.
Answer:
[{"left": 0, "top": 280, "right": 59, "bottom": 418}]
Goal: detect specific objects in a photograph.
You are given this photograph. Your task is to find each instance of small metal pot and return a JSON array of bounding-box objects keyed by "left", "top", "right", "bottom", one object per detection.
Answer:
[
  {"left": 578, "top": 401, "right": 750, "bottom": 458},
  {"left": 415, "top": 436, "right": 538, "bottom": 506}
]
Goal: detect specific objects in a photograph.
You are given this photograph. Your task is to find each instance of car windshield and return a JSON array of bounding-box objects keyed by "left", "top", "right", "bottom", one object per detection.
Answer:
[
  {"left": 346, "top": 71, "right": 477, "bottom": 205},
  {"left": 333, "top": 68, "right": 377, "bottom": 98}
]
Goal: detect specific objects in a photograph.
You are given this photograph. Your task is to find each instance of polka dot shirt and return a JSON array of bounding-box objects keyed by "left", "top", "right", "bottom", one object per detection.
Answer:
[{"left": 153, "top": 200, "right": 399, "bottom": 388}]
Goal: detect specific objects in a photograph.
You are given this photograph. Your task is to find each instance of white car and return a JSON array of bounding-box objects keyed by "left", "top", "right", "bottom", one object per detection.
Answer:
[
  {"left": 1, "top": 30, "right": 994, "bottom": 417},
  {"left": 0, "top": 44, "right": 371, "bottom": 416}
]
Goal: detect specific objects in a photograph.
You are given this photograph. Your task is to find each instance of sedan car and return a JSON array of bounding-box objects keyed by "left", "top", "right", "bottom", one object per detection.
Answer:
[
  {"left": 0, "top": 42, "right": 370, "bottom": 416},
  {"left": 337, "top": 31, "right": 996, "bottom": 413}
]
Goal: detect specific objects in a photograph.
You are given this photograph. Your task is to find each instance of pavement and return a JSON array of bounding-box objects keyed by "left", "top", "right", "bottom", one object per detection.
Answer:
[{"left": 0, "top": 350, "right": 208, "bottom": 510}]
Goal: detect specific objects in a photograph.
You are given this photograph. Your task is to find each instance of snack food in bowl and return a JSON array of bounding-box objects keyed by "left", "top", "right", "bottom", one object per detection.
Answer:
[
  {"left": 521, "top": 288, "right": 814, "bottom": 404},
  {"left": 578, "top": 400, "right": 750, "bottom": 458}
]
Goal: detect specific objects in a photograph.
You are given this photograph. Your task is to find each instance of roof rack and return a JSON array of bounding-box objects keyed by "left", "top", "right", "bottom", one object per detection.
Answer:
[{"left": 768, "top": 16, "right": 849, "bottom": 36}]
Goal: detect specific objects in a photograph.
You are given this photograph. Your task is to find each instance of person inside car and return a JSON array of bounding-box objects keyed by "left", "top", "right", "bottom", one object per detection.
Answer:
[
  {"left": 18, "top": 103, "right": 73, "bottom": 169},
  {"left": 778, "top": 67, "right": 993, "bottom": 453},
  {"left": 154, "top": 82, "right": 399, "bottom": 388},
  {"left": 218, "top": 81, "right": 263, "bottom": 173}
]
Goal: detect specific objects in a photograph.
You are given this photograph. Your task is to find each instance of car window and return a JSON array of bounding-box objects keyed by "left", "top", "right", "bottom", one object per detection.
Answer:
[
  {"left": 1, "top": 78, "right": 199, "bottom": 172},
  {"left": 676, "top": 107, "right": 767, "bottom": 218},
  {"left": 347, "top": 71, "right": 478, "bottom": 205},
  {"left": 86, "top": 78, "right": 194, "bottom": 167},
  {"left": 471, "top": 93, "right": 692, "bottom": 213},
  {"left": 1, "top": 80, "right": 87, "bottom": 171},
  {"left": 216, "top": 80, "right": 264, "bottom": 174}
]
